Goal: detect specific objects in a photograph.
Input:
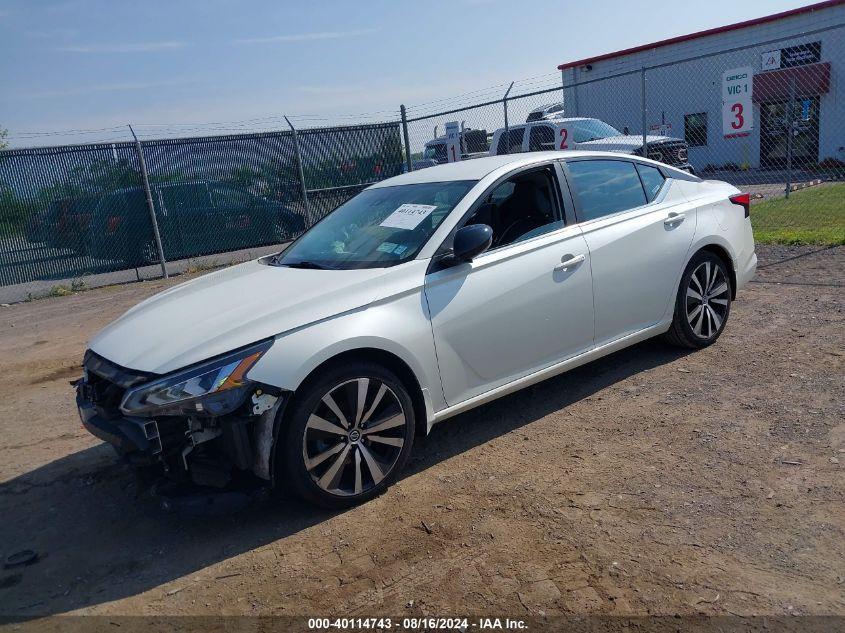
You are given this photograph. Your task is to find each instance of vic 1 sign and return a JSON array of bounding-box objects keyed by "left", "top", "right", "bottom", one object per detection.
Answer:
[
  {"left": 722, "top": 66, "right": 753, "bottom": 138},
  {"left": 445, "top": 121, "right": 461, "bottom": 163}
]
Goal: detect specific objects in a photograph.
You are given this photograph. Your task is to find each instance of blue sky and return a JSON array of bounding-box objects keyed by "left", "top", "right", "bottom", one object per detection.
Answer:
[{"left": 0, "top": 0, "right": 821, "bottom": 146}]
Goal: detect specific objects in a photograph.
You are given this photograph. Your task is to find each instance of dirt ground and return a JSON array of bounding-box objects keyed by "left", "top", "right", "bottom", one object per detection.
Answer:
[{"left": 0, "top": 244, "right": 843, "bottom": 622}]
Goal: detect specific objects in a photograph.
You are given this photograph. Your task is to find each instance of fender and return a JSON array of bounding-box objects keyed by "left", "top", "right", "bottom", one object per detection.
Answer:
[{"left": 247, "top": 290, "right": 444, "bottom": 428}]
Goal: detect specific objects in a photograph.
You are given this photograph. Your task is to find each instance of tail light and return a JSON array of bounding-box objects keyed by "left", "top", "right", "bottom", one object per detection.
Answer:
[
  {"left": 729, "top": 193, "right": 750, "bottom": 218},
  {"left": 106, "top": 215, "right": 122, "bottom": 234}
]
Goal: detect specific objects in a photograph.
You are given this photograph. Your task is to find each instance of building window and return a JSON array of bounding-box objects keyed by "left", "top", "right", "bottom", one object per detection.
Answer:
[{"left": 684, "top": 113, "right": 708, "bottom": 147}]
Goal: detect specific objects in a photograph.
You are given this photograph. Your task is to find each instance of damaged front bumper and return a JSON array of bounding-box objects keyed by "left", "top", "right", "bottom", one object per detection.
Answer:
[{"left": 76, "top": 351, "right": 286, "bottom": 488}]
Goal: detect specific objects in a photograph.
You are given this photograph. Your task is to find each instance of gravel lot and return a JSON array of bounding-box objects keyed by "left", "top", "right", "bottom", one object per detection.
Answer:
[{"left": 0, "top": 244, "right": 842, "bottom": 622}]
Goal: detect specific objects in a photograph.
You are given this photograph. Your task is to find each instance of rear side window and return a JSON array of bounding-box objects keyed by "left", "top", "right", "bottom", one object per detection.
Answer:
[
  {"left": 636, "top": 163, "right": 666, "bottom": 201},
  {"left": 528, "top": 125, "right": 555, "bottom": 151},
  {"left": 161, "top": 183, "right": 211, "bottom": 211},
  {"left": 97, "top": 192, "right": 128, "bottom": 217},
  {"left": 212, "top": 185, "right": 255, "bottom": 208},
  {"left": 567, "top": 160, "right": 647, "bottom": 221},
  {"left": 496, "top": 127, "right": 525, "bottom": 154}
]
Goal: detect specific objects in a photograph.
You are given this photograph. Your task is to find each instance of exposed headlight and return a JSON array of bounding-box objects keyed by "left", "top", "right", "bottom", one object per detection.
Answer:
[{"left": 120, "top": 339, "right": 273, "bottom": 416}]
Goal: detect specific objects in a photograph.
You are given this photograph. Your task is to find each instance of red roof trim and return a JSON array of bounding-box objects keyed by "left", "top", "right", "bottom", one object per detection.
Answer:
[{"left": 557, "top": 0, "right": 845, "bottom": 70}]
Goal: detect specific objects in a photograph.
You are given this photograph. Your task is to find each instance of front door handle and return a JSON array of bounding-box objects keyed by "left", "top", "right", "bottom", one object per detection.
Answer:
[
  {"left": 554, "top": 253, "right": 586, "bottom": 271},
  {"left": 664, "top": 212, "right": 685, "bottom": 226}
]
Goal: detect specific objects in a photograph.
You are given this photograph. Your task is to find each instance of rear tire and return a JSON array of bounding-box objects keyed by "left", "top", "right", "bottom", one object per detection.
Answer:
[
  {"left": 662, "top": 250, "right": 732, "bottom": 349},
  {"left": 277, "top": 361, "right": 415, "bottom": 509}
]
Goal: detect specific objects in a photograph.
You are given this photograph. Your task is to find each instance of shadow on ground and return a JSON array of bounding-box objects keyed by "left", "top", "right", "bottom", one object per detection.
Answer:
[{"left": 0, "top": 338, "right": 690, "bottom": 617}]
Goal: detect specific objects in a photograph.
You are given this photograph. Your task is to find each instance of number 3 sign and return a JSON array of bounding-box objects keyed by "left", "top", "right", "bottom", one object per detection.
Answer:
[{"left": 722, "top": 66, "right": 754, "bottom": 138}]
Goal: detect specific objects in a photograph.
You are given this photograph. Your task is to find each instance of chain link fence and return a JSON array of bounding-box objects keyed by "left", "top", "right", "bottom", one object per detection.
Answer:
[
  {"left": 1, "top": 20, "right": 842, "bottom": 300},
  {"left": 401, "top": 22, "right": 844, "bottom": 203},
  {"left": 0, "top": 122, "right": 401, "bottom": 299}
]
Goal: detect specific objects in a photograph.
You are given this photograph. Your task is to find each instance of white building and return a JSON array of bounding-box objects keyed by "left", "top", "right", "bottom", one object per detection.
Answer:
[{"left": 559, "top": 0, "right": 845, "bottom": 171}]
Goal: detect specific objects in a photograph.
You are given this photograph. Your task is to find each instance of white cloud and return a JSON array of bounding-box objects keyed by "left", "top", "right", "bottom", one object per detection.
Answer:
[
  {"left": 26, "top": 27, "right": 79, "bottom": 39},
  {"left": 295, "top": 85, "right": 365, "bottom": 95},
  {"left": 58, "top": 41, "right": 189, "bottom": 53},
  {"left": 234, "top": 28, "right": 378, "bottom": 45},
  {"left": 5, "top": 79, "right": 199, "bottom": 101}
]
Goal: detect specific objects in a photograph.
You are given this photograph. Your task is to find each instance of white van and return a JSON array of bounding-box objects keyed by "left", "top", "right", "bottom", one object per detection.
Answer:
[{"left": 489, "top": 117, "right": 694, "bottom": 173}]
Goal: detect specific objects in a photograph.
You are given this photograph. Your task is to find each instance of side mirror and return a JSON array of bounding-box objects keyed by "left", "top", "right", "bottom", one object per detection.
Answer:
[
  {"left": 452, "top": 224, "right": 493, "bottom": 262},
  {"left": 623, "top": 126, "right": 630, "bottom": 135}
]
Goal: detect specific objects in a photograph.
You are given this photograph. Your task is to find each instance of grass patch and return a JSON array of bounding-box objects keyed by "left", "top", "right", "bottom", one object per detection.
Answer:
[{"left": 751, "top": 183, "right": 845, "bottom": 246}]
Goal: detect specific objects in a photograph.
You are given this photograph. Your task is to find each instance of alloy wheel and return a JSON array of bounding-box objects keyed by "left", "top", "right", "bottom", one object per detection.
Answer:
[
  {"left": 302, "top": 378, "right": 407, "bottom": 497},
  {"left": 685, "top": 260, "right": 729, "bottom": 339}
]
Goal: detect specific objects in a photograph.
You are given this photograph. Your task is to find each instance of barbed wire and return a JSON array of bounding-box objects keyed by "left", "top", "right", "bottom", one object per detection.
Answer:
[{"left": 3, "top": 71, "right": 564, "bottom": 147}]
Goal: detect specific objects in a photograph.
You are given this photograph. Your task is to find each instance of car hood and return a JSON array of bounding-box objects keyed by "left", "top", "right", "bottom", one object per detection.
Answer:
[
  {"left": 577, "top": 134, "right": 680, "bottom": 150},
  {"left": 89, "top": 259, "right": 388, "bottom": 374}
]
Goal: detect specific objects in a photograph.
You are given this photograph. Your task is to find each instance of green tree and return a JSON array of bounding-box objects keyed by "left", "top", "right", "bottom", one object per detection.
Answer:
[
  {"left": 67, "top": 158, "right": 138, "bottom": 192},
  {"left": 227, "top": 166, "right": 262, "bottom": 189},
  {"left": 0, "top": 126, "right": 8, "bottom": 150}
]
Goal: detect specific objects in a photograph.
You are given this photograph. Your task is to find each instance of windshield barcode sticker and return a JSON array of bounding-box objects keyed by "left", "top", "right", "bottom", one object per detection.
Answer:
[{"left": 380, "top": 203, "right": 437, "bottom": 230}]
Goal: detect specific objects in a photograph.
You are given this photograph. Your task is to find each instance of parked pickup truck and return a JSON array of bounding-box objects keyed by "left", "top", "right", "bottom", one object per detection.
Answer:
[
  {"left": 422, "top": 128, "right": 490, "bottom": 165},
  {"left": 489, "top": 116, "right": 694, "bottom": 173},
  {"left": 86, "top": 181, "right": 305, "bottom": 266}
]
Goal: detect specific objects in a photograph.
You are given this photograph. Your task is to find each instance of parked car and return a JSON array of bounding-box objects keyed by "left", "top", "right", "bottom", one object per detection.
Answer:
[
  {"left": 422, "top": 128, "right": 490, "bottom": 164},
  {"left": 29, "top": 194, "right": 102, "bottom": 253},
  {"left": 86, "top": 181, "right": 305, "bottom": 265},
  {"left": 525, "top": 102, "right": 567, "bottom": 122},
  {"left": 490, "top": 116, "right": 694, "bottom": 173},
  {"left": 77, "top": 151, "right": 756, "bottom": 508}
]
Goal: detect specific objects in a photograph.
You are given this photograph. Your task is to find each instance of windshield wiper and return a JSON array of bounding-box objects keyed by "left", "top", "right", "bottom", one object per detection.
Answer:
[{"left": 279, "top": 260, "right": 331, "bottom": 270}]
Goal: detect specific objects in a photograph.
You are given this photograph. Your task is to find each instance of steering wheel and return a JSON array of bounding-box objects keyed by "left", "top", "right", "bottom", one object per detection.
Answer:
[{"left": 496, "top": 217, "right": 542, "bottom": 247}]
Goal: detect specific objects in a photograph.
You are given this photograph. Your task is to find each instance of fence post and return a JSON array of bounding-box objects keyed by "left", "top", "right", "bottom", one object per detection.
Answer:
[
  {"left": 400, "top": 105, "right": 413, "bottom": 172},
  {"left": 641, "top": 68, "right": 648, "bottom": 161},
  {"left": 128, "top": 125, "right": 168, "bottom": 279},
  {"left": 784, "top": 77, "right": 797, "bottom": 199},
  {"left": 284, "top": 116, "right": 311, "bottom": 222},
  {"left": 560, "top": 70, "right": 566, "bottom": 111},
  {"left": 502, "top": 81, "right": 514, "bottom": 154}
]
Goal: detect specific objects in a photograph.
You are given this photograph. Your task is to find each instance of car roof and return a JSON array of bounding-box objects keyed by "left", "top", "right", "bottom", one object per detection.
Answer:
[
  {"left": 369, "top": 151, "right": 612, "bottom": 186},
  {"left": 493, "top": 117, "right": 596, "bottom": 132}
]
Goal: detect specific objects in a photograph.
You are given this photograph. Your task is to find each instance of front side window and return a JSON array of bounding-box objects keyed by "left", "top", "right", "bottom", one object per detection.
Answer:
[
  {"left": 461, "top": 167, "right": 562, "bottom": 249},
  {"left": 497, "top": 127, "right": 525, "bottom": 154},
  {"left": 567, "top": 160, "right": 647, "bottom": 221},
  {"left": 528, "top": 125, "right": 555, "bottom": 151},
  {"left": 571, "top": 119, "right": 622, "bottom": 143},
  {"left": 423, "top": 143, "right": 447, "bottom": 162},
  {"left": 275, "top": 180, "right": 476, "bottom": 269},
  {"left": 635, "top": 163, "right": 666, "bottom": 202}
]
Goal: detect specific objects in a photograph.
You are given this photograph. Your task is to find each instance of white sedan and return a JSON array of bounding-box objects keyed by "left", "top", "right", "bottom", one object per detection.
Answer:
[{"left": 77, "top": 152, "right": 757, "bottom": 508}]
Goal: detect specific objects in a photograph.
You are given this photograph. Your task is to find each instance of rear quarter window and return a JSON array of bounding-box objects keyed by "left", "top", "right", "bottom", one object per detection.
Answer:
[{"left": 635, "top": 163, "right": 666, "bottom": 202}]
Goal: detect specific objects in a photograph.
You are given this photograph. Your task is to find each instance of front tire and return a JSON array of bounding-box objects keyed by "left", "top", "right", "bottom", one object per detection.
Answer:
[
  {"left": 277, "top": 362, "right": 415, "bottom": 508},
  {"left": 663, "top": 250, "right": 732, "bottom": 349}
]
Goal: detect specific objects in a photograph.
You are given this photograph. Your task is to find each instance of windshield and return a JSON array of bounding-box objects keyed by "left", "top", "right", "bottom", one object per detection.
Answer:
[
  {"left": 422, "top": 143, "right": 447, "bottom": 162},
  {"left": 274, "top": 180, "right": 476, "bottom": 270},
  {"left": 572, "top": 119, "right": 622, "bottom": 143}
]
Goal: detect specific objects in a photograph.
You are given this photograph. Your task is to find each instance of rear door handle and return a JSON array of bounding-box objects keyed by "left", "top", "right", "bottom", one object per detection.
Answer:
[
  {"left": 664, "top": 212, "right": 685, "bottom": 225},
  {"left": 554, "top": 253, "right": 586, "bottom": 271}
]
